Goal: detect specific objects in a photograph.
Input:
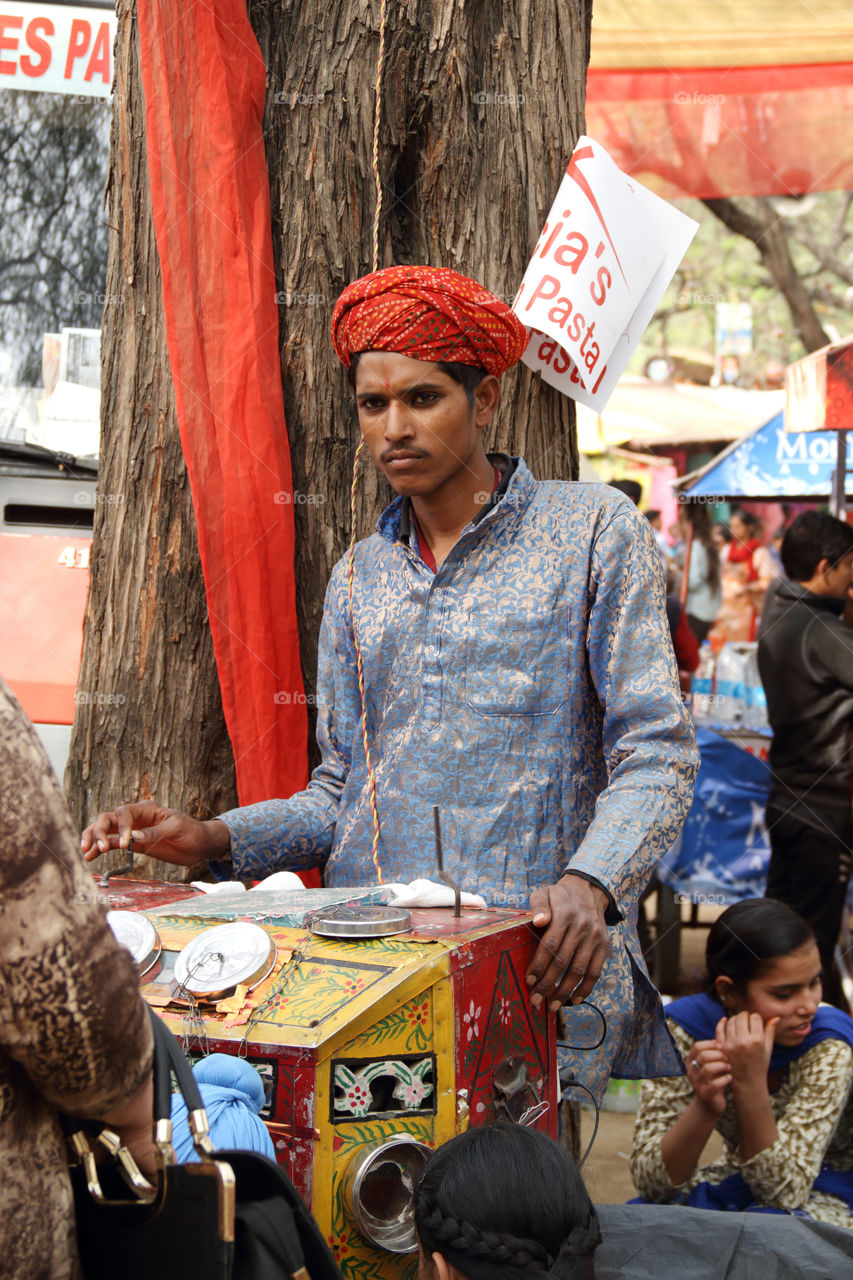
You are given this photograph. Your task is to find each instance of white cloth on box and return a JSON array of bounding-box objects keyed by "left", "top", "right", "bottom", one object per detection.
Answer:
[
  {"left": 248, "top": 871, "right": 305, "bottom": 892},
  {"left": 190, "top": 879, "right": 247, "bottom": 894},
  {"left": 386, "top": 878, "right": 487, "bottom": 909}
]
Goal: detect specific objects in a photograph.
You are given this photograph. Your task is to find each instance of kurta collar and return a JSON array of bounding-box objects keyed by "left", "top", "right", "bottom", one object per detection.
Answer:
[{"left": 378, "top": 454, "right": 529, "bottom": 546}]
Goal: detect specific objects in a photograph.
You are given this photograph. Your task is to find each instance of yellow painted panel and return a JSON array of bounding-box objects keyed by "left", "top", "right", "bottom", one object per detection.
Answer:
[
  {"left": 590, "top": 0, "right": 852, "bottom": 68},
  {"left": 145, "top": 918, "right": 452, "bottom": 1055},
  {"left": 326, "top": 1117, "right": 434, "bottom": 1280},
  {"left": 313, "top": 1059, "right": 335, "bottom": 1249},
  {"left": 431, "top": 976, "right": 459, "bottom": 1144},
  {"left": 338, "top": 988, "right": 433, "bottom": 1058}
]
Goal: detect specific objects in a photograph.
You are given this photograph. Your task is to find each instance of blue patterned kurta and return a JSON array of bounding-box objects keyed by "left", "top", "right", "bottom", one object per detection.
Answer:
[{"left": 220, "top": 459, "right": 698, "bottom": 1099}]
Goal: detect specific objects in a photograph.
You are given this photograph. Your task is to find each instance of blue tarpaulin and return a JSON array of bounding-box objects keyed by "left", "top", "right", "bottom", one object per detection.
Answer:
[
  {"left": 678, "top": 412, "right": 851, "bottom": 500},
  {"left": 658, "top": 727, "right": 771, "bottom": 901}
]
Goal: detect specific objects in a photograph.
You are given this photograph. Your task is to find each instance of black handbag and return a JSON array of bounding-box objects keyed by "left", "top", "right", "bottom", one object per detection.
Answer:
[{"left": 67, "top": 1007, "right": 342, "bottom": 1280}]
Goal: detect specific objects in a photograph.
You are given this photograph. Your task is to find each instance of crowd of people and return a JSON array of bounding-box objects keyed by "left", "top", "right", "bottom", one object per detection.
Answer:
[{"left": 642, "top": 500, "right": 786, "bottom": 651}]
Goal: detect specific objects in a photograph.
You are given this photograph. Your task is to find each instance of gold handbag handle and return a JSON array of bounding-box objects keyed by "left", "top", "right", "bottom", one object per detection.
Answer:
[
  {"left": 66, "top": 1126, "right": 161, "bottom": 1206},
  {"left": 66, "top": 1008, "right": 235, "bottom": 1238}
]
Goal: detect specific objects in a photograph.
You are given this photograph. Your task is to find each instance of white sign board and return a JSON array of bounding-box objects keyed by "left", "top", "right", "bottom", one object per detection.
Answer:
[
  {"left": 513, "top": 137, "right": 698, "bottom": 411},
  {"left": 0, "top": 3, "right": 115, "bottom": 97}
]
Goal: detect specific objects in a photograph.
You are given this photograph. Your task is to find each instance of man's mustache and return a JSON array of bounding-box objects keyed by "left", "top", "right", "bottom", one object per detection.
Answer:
[{"left": 380, "top": 447, "right": 430, "bottom": 463}]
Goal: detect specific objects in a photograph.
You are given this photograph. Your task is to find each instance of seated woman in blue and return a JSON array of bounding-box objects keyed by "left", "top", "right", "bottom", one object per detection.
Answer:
[{"left": 631, "top": 899, "right": 853, "bottom": 1227}]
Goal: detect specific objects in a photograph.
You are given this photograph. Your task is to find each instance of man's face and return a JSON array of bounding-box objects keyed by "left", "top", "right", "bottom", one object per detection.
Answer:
[
  {"left": 353, "top": 351, "right": 497, "bottom": 499},
  {"left": 820, "top": 549, "right": 853, "bottom": 600}
]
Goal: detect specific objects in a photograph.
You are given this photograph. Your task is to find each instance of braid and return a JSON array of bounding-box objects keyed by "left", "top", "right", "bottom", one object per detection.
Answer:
[
  {"left": 550, "top": 1208, "right": 601, "bottom": 1278},
  {"left": 418, "top": 1196, "right": 552, "bottom": 1272},
  {"left": 414, "top": 1126, "right": 601, "bottom": 1280}
]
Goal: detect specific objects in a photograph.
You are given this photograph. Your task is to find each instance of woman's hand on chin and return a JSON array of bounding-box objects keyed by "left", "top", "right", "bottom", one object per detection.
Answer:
[
  {"left": 717, "top": 1013, "right": 779, "bottom": 1089},
  {"left": 686, "top": 1036, "right": 731, "bottom": 1118}
]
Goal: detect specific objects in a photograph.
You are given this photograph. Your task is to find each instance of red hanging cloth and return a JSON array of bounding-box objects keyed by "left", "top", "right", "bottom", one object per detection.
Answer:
[{"left": 136, "top": 0, "right": 309, "bottom": 813}]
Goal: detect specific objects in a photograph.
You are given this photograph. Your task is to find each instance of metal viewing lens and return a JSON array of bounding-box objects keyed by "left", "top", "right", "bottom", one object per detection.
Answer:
[{"left": 345, "top": 1138, "right": 432, "bottom": 1252}]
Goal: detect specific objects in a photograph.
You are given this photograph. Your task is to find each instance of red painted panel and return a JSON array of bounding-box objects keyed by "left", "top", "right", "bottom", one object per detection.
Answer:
[{"left": 453, "top": 940, "right": 556, "bottom": 1140}]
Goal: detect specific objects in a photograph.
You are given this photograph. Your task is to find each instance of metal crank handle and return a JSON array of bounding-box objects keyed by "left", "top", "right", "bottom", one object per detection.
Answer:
[{"left": 100, "top": 836, "right": 135, "bottom": 887}]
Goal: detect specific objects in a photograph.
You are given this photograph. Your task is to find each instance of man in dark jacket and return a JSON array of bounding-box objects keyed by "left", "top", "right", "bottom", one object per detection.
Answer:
[{"left": 758, "top": 511, "right": 853, "bottom": 992}]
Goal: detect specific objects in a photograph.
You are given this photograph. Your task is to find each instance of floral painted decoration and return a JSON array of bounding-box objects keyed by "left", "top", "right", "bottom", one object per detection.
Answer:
[{"left": 333, "top": 1057, "right": 434, "bottom": 1117}]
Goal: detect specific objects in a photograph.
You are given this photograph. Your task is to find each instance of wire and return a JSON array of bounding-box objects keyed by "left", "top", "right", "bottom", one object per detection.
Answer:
[
  {"left": 557, "top": 999, "right": 607, "bottom": 1052},
  {"left": 559, "top": 1075, "right": 601, "bottom": 1170},
  {"left": 556, "top": 999, "right": 607, "bottom": 1167},
  {"left": 370, "top": 0, "right": 388, "bottom": 274},
  {"left": 344, "top": 0, "right": 390, "bottom": 884},
  {"left": 346, "top": 443, "right": 383, "bottom": 884}
]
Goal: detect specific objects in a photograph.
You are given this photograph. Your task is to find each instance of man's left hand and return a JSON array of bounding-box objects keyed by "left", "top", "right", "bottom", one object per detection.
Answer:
[{"left": 526, "top": 875, "right": 610, "bottom": 1012}]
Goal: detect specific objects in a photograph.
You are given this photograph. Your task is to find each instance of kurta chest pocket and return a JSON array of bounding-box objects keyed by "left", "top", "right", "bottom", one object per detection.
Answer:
[{"left": 463, "top": 599, "right": 568, "bottom": 715}]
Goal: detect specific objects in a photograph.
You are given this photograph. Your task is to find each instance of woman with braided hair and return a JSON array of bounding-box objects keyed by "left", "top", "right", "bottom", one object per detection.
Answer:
[{"left": 415, "top": 1124, "right": 601, "bottom": 1280}]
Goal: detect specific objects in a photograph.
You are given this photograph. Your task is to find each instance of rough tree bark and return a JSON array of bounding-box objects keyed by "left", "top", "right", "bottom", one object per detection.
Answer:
[
  {"left": 66, "top": 0, "right": 237, "bottom": 878},
  {"left": 68, "top": 0, "right": 589, "bottom": 877},
  {"left": 247, "top": 0, "right": 588, "bottom": 714}
]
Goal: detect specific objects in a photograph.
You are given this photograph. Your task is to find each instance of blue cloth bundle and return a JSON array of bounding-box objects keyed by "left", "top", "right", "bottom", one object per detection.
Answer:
[{"left": 170, "top": 1052, "right": 275, "bottom": 1163}]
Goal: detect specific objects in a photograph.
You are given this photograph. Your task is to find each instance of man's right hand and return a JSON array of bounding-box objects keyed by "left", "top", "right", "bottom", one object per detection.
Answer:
[{"left": 81, "top": 802, "right": 230, "bottom": 868}]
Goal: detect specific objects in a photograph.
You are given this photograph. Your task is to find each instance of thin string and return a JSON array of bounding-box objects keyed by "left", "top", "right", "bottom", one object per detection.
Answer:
[
  {"left": 370, "top": 0, "right": 388, "bottom": 275},
  {"left": 347, "top": 441, "right": 383, "bottom": 883},
  {"left": 344, "top": 0, "right": 389, "bottom": 885}
]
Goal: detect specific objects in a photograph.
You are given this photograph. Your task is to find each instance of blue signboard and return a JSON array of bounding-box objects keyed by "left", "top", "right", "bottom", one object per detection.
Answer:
[{"left": 682, "top": 412, "right": 851, "bottom": 500}]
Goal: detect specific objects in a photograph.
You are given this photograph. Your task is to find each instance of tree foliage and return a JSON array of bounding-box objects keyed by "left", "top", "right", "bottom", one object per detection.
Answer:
[
  {"left": 0, "top": 89, "right": 110, "bottom": 386},
  {"left": 637, "top": 192, "right": 853, "bottom": 378}
]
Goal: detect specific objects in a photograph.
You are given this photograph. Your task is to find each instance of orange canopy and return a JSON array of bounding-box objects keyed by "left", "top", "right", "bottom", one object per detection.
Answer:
[{"left": 586, "top": 1, "right": 853, "bottom": 198}]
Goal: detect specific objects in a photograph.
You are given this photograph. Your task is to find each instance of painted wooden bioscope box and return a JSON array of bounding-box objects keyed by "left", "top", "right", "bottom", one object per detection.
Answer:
[{"left": 102, "top": 881, "right": 557, "bottom": 1280}]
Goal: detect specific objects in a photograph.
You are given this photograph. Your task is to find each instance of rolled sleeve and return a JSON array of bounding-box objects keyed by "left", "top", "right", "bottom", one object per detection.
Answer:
[{"left": 630, "top": 1022, "right": 698, "bottom": 1200}]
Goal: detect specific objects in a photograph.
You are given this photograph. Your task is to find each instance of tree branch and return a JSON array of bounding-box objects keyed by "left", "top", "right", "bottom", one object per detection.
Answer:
[{"left": 703, "top": 196, "right": 830, "bottom": 353}]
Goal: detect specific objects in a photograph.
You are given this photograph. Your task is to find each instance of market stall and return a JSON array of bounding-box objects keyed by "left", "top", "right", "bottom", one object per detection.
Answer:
[
  {"left": 674, "top": 410, "right": 853, "bottom": 503},
  {"left": 98, "top": 877, "right": 568, "bottom": 1277}
]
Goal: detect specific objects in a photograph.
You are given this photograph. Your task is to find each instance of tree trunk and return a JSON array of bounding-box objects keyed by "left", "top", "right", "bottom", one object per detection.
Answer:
[
  {"left": 248, "top": 0, "right": 588, "bottom": 719},
  {"left": 68, "top": 0, "right": 589, "bottom": 860},
  {"left": 66, "top": 0, "right": 237, "bottom": 880}
]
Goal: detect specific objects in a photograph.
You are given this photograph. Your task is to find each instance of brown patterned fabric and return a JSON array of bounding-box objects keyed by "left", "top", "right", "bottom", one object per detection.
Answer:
[{"left": 0, "top": 678, "right": 153, "bottom": 1278}]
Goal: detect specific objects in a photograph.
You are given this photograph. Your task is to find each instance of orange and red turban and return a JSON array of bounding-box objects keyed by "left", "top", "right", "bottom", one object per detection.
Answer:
[{"left": 330, "top": 265, "right": 528, "bottom": 376}]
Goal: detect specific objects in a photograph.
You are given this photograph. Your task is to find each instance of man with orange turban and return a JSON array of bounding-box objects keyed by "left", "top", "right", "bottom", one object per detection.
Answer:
[{"left": 84, "top": 266, "right": 698, "bottom": 1102}]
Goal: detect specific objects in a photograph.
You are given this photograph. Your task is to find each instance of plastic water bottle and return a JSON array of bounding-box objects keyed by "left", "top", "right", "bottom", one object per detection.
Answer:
[
  {"left": 714, "top": 642, "right": 748, "bottom": 725},
  {"left": 690, "top": 642, "right": 715, "bottom": 720},
  {"left": 744, "top": 645, "right": 769, "bottom": 729}
]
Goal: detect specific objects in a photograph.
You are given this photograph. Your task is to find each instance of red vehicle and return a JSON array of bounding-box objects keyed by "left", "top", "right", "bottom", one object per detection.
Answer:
[{"left": 0, "top": 441, "right": 95, "bottom": 778}]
